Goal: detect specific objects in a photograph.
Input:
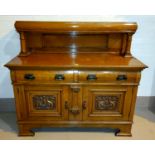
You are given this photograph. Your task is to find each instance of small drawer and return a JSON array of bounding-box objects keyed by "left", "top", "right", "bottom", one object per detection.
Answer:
[
  {"left": 78, "top": 71, "right": 140, "bottom": 83},
  {"left": 15, "top": 70, "right": 74, "bottom": 83}
]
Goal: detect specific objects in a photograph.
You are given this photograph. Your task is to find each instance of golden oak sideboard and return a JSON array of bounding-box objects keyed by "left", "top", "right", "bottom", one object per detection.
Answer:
[{"left": 5, "top": 21, "right": 147, "bottom": 136}]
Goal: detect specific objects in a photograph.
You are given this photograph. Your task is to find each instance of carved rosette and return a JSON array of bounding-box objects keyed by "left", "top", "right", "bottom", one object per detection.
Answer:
[
  {"left": 95, "top": 95, "right": 119, "bottom": 110},
  {"left": 32, "top": 95, "right": 56, "bottom": 110}
]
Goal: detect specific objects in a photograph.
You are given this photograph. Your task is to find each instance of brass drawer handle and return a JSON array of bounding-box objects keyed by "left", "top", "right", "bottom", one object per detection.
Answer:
[
  {"left": 55, "top": 74, "right": 65, "bottom": 80},
  {"left": 87, "top": 74, "right": 97, "bottom": 81},
  {"left": 24, "top": 74, "right": 35, "bottom": 80},
  {"left": 116, "top": 75, "right": 127, "bottom": 81}
]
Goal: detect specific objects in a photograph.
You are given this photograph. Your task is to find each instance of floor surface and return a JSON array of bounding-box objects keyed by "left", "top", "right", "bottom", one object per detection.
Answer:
[{"left": 0, "top": 109, "right": 155, "bottom": 140}]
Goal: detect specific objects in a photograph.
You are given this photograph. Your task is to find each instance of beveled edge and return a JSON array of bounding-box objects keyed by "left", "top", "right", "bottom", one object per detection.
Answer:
[{"left": 15, "top": 21, "right": 137, "bottom": 33}]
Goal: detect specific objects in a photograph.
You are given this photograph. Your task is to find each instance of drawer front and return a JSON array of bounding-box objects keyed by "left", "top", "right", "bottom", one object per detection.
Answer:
[
  {"left": 78, "top": 71, "right": 140, "bottom": 83},
  {"left": 15, "top": 70, "right": 74, "bottom": 83}
]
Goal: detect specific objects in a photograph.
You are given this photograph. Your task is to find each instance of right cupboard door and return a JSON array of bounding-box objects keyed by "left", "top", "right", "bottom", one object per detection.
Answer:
[{"left": 82, "top": 85, "right": 134, "bottom": 121}]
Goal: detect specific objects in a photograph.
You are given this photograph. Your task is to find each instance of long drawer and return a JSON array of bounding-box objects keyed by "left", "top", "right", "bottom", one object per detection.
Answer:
[
  {"left": 14, "top": 70, "right": 140, "bottom": 84},
  {"left": 14, "top": 70, "right": 74, "bottom": 83},
  {"left": 78, "top": 71, "right": 140, "bottom": 84}
]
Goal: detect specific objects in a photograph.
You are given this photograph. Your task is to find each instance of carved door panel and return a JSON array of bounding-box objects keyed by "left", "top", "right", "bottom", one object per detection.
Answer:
[
  {"left": 82, "top": 85, "right": 133, "bottom": 121},
  {"left": 24, "top": 85, "right": 69, "bottom": 120}
]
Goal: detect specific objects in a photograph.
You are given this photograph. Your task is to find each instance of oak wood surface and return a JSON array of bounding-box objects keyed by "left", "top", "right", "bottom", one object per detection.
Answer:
[
  {"left": 15, "top": 21, "right": 137, "bottom": 33},
  {"left": 13, "top": 21, "right": 138, "bottom": 56},
  {"left": 5, "top": 53, "right": 147, "bottom": 71},
  {"left": 5, "top": 21, "right": 147, "bottom": 137}
]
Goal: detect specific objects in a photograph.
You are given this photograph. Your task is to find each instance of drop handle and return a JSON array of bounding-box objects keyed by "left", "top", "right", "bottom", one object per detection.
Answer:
[
  {"left": 69, "top": 106, "right": 80, "bottom": 115},
  {"left": 55, "top": 74, "right": 65, "bottom": 80},
  {"left": 87, "top": 74, "right": 97, "bottom": 81},
  {"left": 24, "top": 74, "right": 35, "bottom": 80},
  {"left": 116, "top": 75, "right": 127, "bottom": 81}
]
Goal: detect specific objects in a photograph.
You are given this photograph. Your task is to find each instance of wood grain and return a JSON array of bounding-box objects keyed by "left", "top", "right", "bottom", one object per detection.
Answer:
[
  {"left": 5, "top": 21, "right": 147, "bottom": 136},
  {"left": 14, "top": 21, "right": 137, "bottom": 56}
]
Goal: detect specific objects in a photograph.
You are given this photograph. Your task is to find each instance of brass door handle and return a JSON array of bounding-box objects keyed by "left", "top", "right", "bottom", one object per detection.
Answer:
[
  {"left": 69, "top": 106, "right": 80, "bottom": 115},
  {"left": 82, "top": 101, "right": 87, "bottom": 109},
  {"left": 64, "top": 101, "right": 69, "bottom": 109}
]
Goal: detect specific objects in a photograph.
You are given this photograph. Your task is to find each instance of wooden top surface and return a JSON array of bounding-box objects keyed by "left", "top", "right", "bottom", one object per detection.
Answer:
[
  {"left": 5, "top": 53, "right": 147, "bottom": 71},
  {"left": 15, "top": 21, "right": 137, "bottom": 33}
]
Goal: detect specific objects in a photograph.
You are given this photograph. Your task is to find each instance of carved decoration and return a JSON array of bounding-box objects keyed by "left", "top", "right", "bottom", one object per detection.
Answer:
[
  {"left": 95, "top": 95, "right": 119, "bottom": 110},
  {"left": 32, "top": 95, "right": 56, "bottom": 110}
]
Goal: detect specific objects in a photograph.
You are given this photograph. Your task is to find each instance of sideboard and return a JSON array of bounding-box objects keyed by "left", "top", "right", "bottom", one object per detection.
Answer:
[{"left": 5, "top": 21, "right": 147, "bottom": 136}]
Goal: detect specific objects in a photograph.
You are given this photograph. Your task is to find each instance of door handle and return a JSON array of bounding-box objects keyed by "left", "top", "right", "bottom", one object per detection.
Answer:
[
  {"left": 64, "top": 101, "right": 69, "bottom": 109},
  {"left": 82, "top": 101, "right": 87, "bottom": 109}
]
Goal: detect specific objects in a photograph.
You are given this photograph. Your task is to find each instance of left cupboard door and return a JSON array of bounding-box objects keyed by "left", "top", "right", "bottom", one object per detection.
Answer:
[{"left": 14, "top": 85, "right": 69, "bottom": 121}]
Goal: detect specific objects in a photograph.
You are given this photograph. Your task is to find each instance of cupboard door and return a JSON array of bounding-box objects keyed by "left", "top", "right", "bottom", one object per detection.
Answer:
[
  {"left": 82, "top": 85, "right": 133, "bottom": 121},
  {"left": 24, "top": 85, "right": 69, "bottom": 120}
]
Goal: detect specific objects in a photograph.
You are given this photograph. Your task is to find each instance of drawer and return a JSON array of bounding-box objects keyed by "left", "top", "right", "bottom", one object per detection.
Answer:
[
  {"left": 15, "top": 70, "right": 74, "bottom": 83},
  {"left": 78, "top": 71, "right": 140, "bottom": 83}
]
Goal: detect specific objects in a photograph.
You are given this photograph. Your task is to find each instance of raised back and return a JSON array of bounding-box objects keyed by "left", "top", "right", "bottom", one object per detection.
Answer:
[{"left": 15, "top": 21, "right": 137, "bottom": 57}]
